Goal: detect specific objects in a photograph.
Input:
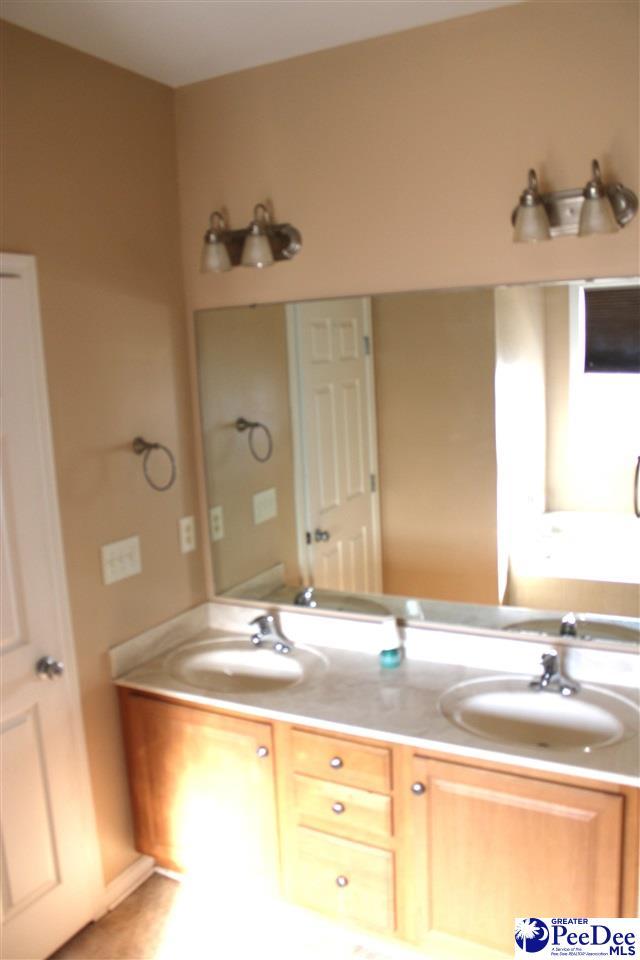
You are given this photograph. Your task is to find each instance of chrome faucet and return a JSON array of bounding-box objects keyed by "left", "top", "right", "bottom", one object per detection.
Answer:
[
  {"left": 249, "top": 614, "right": 292, "bottom": 655},
  {"left": 560, "top": 612, "right": 578, "bottom": 638},
  {"left": 530, "top": 648, "right": 580, "bottom": 696},
  {"left": 294, "top": 585, "right": 317, "bottom": 608}
]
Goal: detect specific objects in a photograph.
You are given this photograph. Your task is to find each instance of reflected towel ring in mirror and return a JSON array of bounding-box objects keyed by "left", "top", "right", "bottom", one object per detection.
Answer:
[
  {"left": 235, "top": 417, "right": 273, "bottom": 463},
  {"left": 132, "top": 436, "right": 177, "bottom": 491}
]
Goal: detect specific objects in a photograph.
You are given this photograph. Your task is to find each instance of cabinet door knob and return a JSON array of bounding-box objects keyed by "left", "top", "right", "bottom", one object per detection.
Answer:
[
  {"left": 331, "top": 801, "right": 345, "bottom": 814},
  {"left": 256, "top": 746, "right": 269, "bottom": 758},
  {"left": 329, "top": 756, "right": 343, "bottom": 769},
  {"left": 335, "top": 875, "right": 349, "bottom": 888},
  {"left": 411, "top": 781, "right": 426, "bottom": 795}
]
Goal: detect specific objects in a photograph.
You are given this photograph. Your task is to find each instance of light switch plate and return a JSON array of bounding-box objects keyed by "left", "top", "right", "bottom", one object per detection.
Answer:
[
  {"left": 179, "top": 516, "right": 196, "bottom": 553},
  {"left": 209, "top": 505, "right": 224, "bottom": 542},
  {"left": 253, "top": 488, "right": 277, "bottom": 525},
  {"left": 101, "top": 535, "right": 141, "bottom": 585}
]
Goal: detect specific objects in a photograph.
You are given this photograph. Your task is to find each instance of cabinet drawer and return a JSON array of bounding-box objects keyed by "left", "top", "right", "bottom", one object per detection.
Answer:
[
  {"left": 293, "top": 774, "right": 393, "bottom": 844},
  {"left": 292, "top": 827, "right": 396, "bottom": 934},
  {"left": 291, "top": 729, "right": 391, "bottom": 792}
]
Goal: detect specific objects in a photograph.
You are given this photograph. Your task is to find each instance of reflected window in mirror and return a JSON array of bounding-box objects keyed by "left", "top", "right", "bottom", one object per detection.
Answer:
[{"left": 505, "top": 280, "right": 639, "bottom": 601}]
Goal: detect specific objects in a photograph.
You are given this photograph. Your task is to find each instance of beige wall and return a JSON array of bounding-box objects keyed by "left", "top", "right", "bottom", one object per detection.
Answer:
[
  {"left": 1, "top": 22, "right": 205, "bottom": 883},
  {"left": 373, "top": 289, "right": 498, "bottom": 604},
  {"left": 195, "top": 305, "right": 298, "bottom": 593},
  {"left": 494, "top": 285, "right": 547, "bottom": 602},
  {"left": 509, "top": 576, "right": 640, "bottom": 619},
  {"left": 175, "top": 1, "right": 639, "bottom": 318},
  {"left": 544, "top": 285, "right": 572, "bottom": 510}
]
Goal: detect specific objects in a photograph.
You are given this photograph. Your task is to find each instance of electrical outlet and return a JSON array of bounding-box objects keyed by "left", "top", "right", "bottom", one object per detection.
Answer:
[
  {"left": 209, "top": 505, "right": 224, "bottom": 542},
  {"left": 179, "top": 516, "right": 196, "bottom": 553},
  {"left": 101, "top": 535, "right": 141, "bottom": 585},
  {"left": 253, "top": 488, "right": 278, "bottom": 525}
]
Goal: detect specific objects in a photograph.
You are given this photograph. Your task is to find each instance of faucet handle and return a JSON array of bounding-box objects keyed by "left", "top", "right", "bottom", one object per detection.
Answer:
[
  {"left": 249, "top": 613, "right": 274, "bottom": 645},
  {"left": 249, "top": 612, "right": 293, "bottom": 653},
  {"left": 560, "top": 612, "right": 578, "bottom": 638},
  {"left": 294, "top": 586, "right": 317, "bottom": 607},
  {"left": 540, "top": 649, "right": 558, "bottom": 670}
]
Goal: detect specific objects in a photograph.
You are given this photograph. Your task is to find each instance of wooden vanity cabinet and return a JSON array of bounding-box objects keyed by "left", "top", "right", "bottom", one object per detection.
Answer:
[
  {"left": 403, "top": 753, "right": 638, "bottom": 956},
  {"left": 118, "top": 689, "right": 280, "bottom": 893},
  {"left": 119, "top": 690, "right": 638, "bottom": 957}
]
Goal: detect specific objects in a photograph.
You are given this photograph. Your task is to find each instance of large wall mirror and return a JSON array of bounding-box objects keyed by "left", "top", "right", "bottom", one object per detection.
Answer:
[{"left": 194, "top": 279, "right": 640, "bottom": 642}]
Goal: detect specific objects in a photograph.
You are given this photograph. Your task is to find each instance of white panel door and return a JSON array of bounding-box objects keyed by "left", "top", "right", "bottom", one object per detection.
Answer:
[
  {"left": 0, "top": 255, "right": 101, "bottom": 960},
  {"left": 290, "top": 298, "right": 382, "bottom": 593}
]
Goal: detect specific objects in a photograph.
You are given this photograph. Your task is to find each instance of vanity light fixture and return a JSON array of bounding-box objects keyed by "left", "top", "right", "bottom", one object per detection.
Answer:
[
  {"left": 201, "top": 211, "right": 232, "bottom": 273},
  {"left": 241, "top": 203, "right": 275, "bottom": 268},
  {"left": 513, "top": 169, "right": 551, "bottom": 243},
  {"left": 512, "top": 159, "right": 637, "bottom": 242},
  {"left": 578, "top": 160, "right": 618, "bottom": 236},
  {"left": 200, "top": 202, "right": 302, "bottom": 273}
]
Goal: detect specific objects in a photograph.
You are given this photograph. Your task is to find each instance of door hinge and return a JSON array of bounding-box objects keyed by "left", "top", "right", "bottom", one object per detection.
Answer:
[
  {"left": 370, "top": 473, "right": 377, "bottom": 493},
  {"left": 305, "top": 531, "right": 312, "bottom": 545},
  {"left": 363, "top": 335, "right": 371, "bottom": 356}
]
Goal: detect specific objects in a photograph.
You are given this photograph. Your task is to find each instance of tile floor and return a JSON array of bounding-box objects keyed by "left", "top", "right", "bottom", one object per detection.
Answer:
[{"left": 49, "top": 873, "right": 425, "bottom": 960}]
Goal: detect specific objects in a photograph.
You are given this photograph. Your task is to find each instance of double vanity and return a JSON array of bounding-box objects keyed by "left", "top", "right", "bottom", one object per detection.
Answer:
[
  {"left": 115, "top": 276, "right": 639, "bottom": 956},
  {"left": 114, "top": 604, "right": 639, "bottom": 958}
]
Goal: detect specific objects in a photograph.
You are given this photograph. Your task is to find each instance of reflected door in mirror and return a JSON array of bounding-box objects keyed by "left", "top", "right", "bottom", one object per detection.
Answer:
[{"left": 289, "top": 298, "right": 382, "bottom": 594}]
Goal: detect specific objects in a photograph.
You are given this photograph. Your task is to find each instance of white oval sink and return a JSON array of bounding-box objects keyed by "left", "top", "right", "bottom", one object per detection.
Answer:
[
  {"left": 165, "top": 637, "right": 327, "bottom": 694},
  {"left": 439, "top": 676, "right": 639, "bottom": 751}
]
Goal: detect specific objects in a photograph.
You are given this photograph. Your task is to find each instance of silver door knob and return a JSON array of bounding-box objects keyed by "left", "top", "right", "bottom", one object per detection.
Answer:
[
  {"left": 335, "top": 875, "right": 349, "bottom": 888},
  {"left": 36, "top": 656, "right": 64, "bottom": 679},
  {"left": 314, "top": 528, "right": 331, "bottom": 542},
  {"left": 332, "top": 802, "right": 345, "bottom": 815},
  {"left": 411, "top": 781, "right": 426, "bottom": 795},
  {"left": 256, "top": 746, "right": 269, "bottom": 758},
  {"left": 329, "top": 756, "right": 343, "bottom": 769}
]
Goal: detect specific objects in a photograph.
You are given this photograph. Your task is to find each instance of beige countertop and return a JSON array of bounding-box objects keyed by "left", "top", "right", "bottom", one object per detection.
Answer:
[{"left": 114, "top": 625, "right": 640, "bottom": 788}]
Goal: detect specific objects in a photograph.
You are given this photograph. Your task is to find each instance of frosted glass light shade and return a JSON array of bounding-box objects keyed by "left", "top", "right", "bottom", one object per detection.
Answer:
[
  {"left": 200, "top": 238, "right": 232, "bottom": 273},
  {"left": 513, "top": 203, "right": 551, "bottom": 243},
  {"left": 241, "top": 232, "right": 274, "bottom": 268},
  {"left": 578, "top": 195, "right": 618, "bottom": 236}
]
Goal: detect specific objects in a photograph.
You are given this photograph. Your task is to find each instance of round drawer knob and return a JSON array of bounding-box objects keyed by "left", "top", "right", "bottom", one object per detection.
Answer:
[
  {"left": 331, "top": 802, "right": 345, "bottom": 815},
  {"left": 329, "top": 756, "right": 343, "bottom": 769},
  {"left": 335, "top": 875, "right": 349, "bottom": 888},
  {"left": 411, "top": 781, "right": 426, "bottom": 795},
  {"left": 256, "top": 746, "right": 269, "bottom": 758}
]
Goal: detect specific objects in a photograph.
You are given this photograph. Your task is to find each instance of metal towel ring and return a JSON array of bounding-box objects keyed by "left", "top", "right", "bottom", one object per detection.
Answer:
[
  {"left": 235, "top": 417, "right": 273, "bottom": 463},
  {"left": 132, "top": 436, "right": 177, "bottom": 491}
]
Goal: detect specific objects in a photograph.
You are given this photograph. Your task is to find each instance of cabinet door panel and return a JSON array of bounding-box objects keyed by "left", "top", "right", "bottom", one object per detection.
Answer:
[
  {"left": 120, "top": 692, "right": 279, "bottom": 893},
  {"left": 411, "top": 757, "right": 623, "bottom": 954}
]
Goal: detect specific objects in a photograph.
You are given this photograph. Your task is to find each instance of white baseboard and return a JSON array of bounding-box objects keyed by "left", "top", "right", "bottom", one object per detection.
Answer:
[
  {"left": 154, "top": 865, "right": 184, "bottom": 883},
  {"left": 96, "top": 854, "right": 156, "bottom": 918}
]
